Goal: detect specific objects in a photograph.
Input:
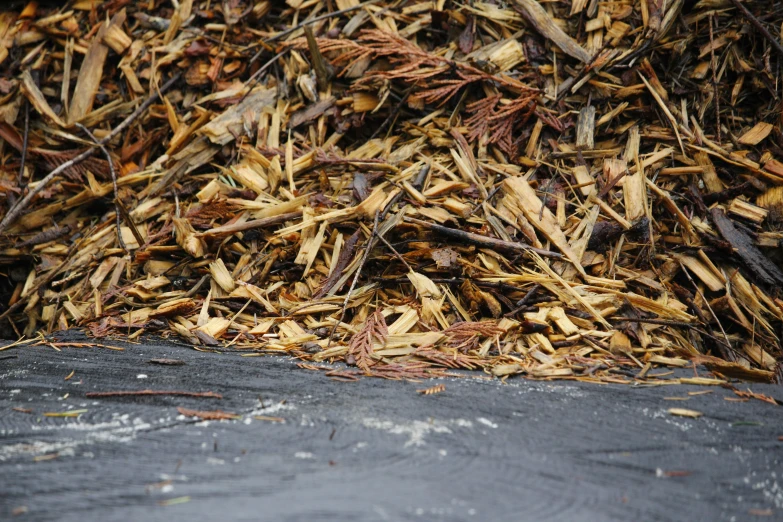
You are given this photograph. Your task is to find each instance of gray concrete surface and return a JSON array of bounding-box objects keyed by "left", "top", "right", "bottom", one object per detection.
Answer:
[{"left": 1, "top": 334, "right": 781, "bottom": 521}]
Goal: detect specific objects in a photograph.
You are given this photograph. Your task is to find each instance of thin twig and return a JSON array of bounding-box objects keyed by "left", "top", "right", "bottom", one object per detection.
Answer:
[
  {"left": 328, "top": 211, "right": 381, "bottom": 347},
  {"left": 258, "top": 0, "right": 383, "bottom": 49},
  {"left": 611, "top": 316, "right": 694, "bottom": 327},
  {"left": 381, "top": 163, "right": 430, "bottom": 219},
  {"left": 0, "top": 239, "right": 83, "bottom": 323},
  {"left": 14, "top": 225, "right": 71, "bottom": 248},
  {"left": 85, "top": 390, "right": 222, "bottom": 399},
  {"left": 16, "top": 100, "right": 29, "bottom": 186},
  {"left": 375, "top": 232, "right": 414, "bottom": 272},
  {"left": 369, "top": 84, "right": 414, "bottom": 141},
  {"left": 379, "top": 162, "right": 429, "bottom": 220},
  {"left": 0, "top": 73, "right": 182, "bottom": 235},
  {"left": 116, "top": 274, "right": 209, "bottom": 308},
  {"left": 196, "top": 211, "right": 303, "bottom": 238},
  {"left": 555, "top": 38, "right": 613, "bottom": 102},
  {"left": 709, "top": 15, "right": 721, "bottom": 144},
  {"left": 115, "top": 197, "right": 145, "bottom": 248},
  {"left": 75, "top": 123, "right": 128, "bottom": 252},
  {"left": 404, "top": 216, "right": 562, "bottom": 258},
  {"left": 373, "top": 275, "right": 537, "bottom": 295},
  {"left": 612, "top": 315, "right": 736, "bottom": 353},
  {"left": 34, "top": 341, "right": 126, "bottom": 350},
  {"left": 242, "top": 1, "right": 385, "bottom": 100},
  {"left": 239, "top": 48, "right": 290, "bottom": 105},
  {"left": 677, "top": 262, "right": 734, "bottom": 356},
  {"left": 504, "top": 284, "right": 541, "bottom": 317},
  {"left": 728, "top": 0, "right": 783, "bottom": 58}
]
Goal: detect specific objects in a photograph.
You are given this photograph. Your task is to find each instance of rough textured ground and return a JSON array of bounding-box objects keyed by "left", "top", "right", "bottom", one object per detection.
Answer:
[{"left": 1, "top": 334, "right": 781, "bottom": 522}]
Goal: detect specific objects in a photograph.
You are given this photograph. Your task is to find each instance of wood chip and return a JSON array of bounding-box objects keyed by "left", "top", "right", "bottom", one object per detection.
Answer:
[{"left": 668, "top": 408, "right": 703, "bottom": 418}]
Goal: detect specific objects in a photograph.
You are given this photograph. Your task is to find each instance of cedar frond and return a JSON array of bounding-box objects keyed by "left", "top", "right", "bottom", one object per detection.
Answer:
[
  {"left": 409, "top": 70, "right": 485, "bottom": 107},
  {"left": 417, "top": 384, "right": 445, "bottom": 395},
  {"left": 413, "top": 345, "right": 484, "bottom": 370},
  {"left": 369, "top": 361, "right": 443, "bottom": 380},
  {"left": 325, "top": 369, "right": 362, "bottom": 382},
  {"left": 377, "top": 64, "right": 450, "bottom": 81},
  {"left": 443, "top": 321, "right": 503, "bottom": 353},
  {"left": 465, "top": 94, "right": 501, "bottom": 143},
  {"left": 465, "top": 94, "right": 536, "bottom": 156},
  {"left": 535, "top": 108, "right": 567, "bottom": 132},
  {"left": 444, "top": 320, "right": 503, "bottom": 336},
  {"left": 347, "top": 310, "right": 388, "bottom": 372},
  {"left": 289, "top": 29, "right": 536, "bottom": 110}
]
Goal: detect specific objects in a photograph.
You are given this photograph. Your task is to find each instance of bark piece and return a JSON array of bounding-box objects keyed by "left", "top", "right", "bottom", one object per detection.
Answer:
[{"left": 710, "top": 208, "right": 783, "bottom": 287}]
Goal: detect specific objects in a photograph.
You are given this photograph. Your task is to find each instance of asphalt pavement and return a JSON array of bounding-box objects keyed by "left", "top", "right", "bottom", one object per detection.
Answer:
[{"left": 1, "top": 333, "right": 781, "bottom": 521}]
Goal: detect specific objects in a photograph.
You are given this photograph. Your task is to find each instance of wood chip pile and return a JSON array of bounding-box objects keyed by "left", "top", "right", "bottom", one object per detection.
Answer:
[{"left": 1, "top": 0, "right": 782, "bottom": 385}]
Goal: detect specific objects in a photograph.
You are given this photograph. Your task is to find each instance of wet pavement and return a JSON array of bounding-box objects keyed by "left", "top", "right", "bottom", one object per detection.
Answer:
[{"left": 1, "top": 334, "right": 781, "bottom": 521}]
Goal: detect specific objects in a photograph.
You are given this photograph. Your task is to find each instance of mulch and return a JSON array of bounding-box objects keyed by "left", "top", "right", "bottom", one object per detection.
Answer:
[{"left": 1, "top": 0, "right": 782, "bottom": 386}]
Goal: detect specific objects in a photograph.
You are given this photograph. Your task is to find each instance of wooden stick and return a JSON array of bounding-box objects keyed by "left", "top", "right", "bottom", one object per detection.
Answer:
[
  {"left": 638, "top": 72, "right": 685, "bottom": 155},
  {"left": 13, "top": 225, "right": 71, "bottom": 248},
  {"left": 403, "top": 217, "right": 562, "bottom": 258},
  {"left": 0, "top": 73, "right": 181, "bottom": 235}
]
